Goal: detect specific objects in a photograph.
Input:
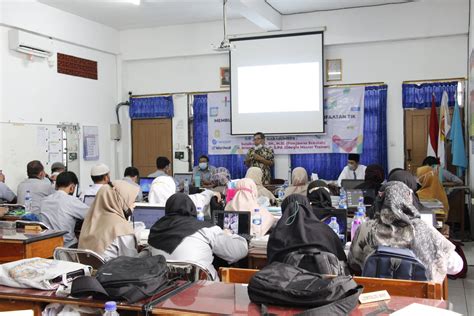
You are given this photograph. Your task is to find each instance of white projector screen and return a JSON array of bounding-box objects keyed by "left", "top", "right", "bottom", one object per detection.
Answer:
[{"left": 230, "top": 31, "right": 324, "bottom": 135}]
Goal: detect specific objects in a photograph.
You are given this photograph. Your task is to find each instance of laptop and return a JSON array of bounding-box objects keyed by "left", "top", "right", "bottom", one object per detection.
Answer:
[
  {"left": 132, "top": 204, "right": 166, "bottom": 229},
  {"left": 419, "top": 210, "right": 436, "bottom": 227},
  {"left": 341, "top": 179, "right": 365, "bottom": 190},
  {"left": 345, "top": 189, "right": 364, "bottom": 207},
  {"left": 139, "top": 177, "right": 155, "bottom": 194},
  {"left": 310, "top": 207, "right": 348, "bottom": 244},
  {"left": 83, "top": 195, "right": 95, "bottom": 207},
  {"left": 174, "top": 173, "right": 193, "bottom": 186},
  {"left": 213, "top": 210, "right": 251, "bottom": 235}
]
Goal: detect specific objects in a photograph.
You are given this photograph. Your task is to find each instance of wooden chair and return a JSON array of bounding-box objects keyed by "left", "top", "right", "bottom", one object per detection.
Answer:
[{"left": 219, "top": 268, "right": 447, "bottom": 300}]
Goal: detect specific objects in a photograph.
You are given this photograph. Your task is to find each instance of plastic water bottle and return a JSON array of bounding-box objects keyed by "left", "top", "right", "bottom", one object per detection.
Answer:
[
  {"left": 25, "top": 190, "right": 32, "bottom": 213},
  {"left": 357, "top": 196, "right": 366, "bottom": 216},
  {"left": 338, "top": 188, "right": 347, "bottom": 209},
  {"left": 103, "top": 301, "right": 119, "bottom": 316},
  {"left": 196, "top": 207, "right": 204, "bottom": 222},
  {"left": 252, "top": 208, "right": 262, "bottom": 237},
  {"left": 351, "top": 212, "right": 363, "bottom": 240},
  {"left": 194, "top": 174, "right": 201, "bottom": 188},
  {"left": 278, "top": 189, "right": 285, "bottom": 201},
  {"left": 183, "top": 179, "right": 189, "bottom": 195},
  {"left": 328, "top": 217, "right": 340, "bottom": 236}
]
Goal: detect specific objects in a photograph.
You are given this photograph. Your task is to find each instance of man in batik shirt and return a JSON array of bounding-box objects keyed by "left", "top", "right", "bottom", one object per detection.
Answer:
[{"left": 245, "top": 132, "right": 274, "bottom": 184}]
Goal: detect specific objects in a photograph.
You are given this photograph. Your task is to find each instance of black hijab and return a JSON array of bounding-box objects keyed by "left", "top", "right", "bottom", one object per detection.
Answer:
[
  {"left": 148, "top": 193, "right": 213, "bottom": 253},
  {"left": 267, "top": 194, "right": 346, "bottom": 263},
  {"left": 307, "top": 180, "right": 333, "bottom": 209}
]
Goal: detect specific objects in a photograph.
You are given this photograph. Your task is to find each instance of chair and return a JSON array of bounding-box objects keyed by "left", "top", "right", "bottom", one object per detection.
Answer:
[
  {"left": 166, "top": 260, "right": 214, "bottom": 282},
  {"left": 53, "top": 247, "right": 105, "bottom": 275},
  {"left": 218, "top": 268, "right": 447, "bottom": 300}
]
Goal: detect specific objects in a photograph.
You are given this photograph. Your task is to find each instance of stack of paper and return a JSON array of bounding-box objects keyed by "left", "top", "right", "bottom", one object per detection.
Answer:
[{"left": 249, "top": 235, "right": 269, "bottom": 254}]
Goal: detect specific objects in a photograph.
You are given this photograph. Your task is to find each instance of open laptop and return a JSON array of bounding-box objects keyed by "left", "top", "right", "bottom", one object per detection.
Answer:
[
  {"left": 213, "top": 210, "right": 251, "bottom": 236},
  {"left": 174, "top": 173, "right": 193, "bottom": 186},
  {"left": 139, "top": 177, "right": 155, "bottom": 194},
  {"left": 310, "top": 207, "right": 348, "bottom": 244},
  {"left": 341, "top": 179, "right": 365, "bottom": 190},
  {"left": 345, "top": 189, "right": 364, "bottom": 207},
  {"left": 132, "top": 204, "right": 166, "bottom": 229},
  {"left": 83, "top": 195, "right": 95, "bottom": 207}
]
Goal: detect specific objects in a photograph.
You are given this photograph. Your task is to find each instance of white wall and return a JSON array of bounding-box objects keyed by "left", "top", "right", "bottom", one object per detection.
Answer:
[
  {"left": 0, "top": 1, "right": 120, "bottom": 191},
  {"left": 121, "top": 0, "right": 469, "bottom": 179}
]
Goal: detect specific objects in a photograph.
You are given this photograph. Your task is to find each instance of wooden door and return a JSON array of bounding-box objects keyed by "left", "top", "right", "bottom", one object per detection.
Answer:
[
  {"left": 132, "top": 119, "right": 173, "bottom": 176},
  {"left": 404, "top": 109, "right": 430, "bottom": 172}
]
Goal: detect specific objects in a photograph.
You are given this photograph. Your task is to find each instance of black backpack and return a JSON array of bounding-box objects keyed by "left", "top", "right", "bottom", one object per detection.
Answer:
[
  {"left": 362, "top": 246, "right": 428, "bottom": 281},
  {"left": 71, "top": 255, "right": 171, "bottom": 303},
  {"left": 248, "top": 262, "right": 363, "bottom": 315},
  {"left": 283, "top": 247, "right": 349, "bottom": 276}
]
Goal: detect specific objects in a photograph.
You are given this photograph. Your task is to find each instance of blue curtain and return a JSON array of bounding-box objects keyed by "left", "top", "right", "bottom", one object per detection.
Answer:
[
  {"left": 291, "top": 85, "right": 388, "bottom": 180},
  {"left": 402, "top": 81, "right": 458, "bottom": 109},
  {"left": 129, "top": 96, "right": 174, "bottom": 119},
  {"left": 193, "top": 95, "right": 247, "bottom": 179}
]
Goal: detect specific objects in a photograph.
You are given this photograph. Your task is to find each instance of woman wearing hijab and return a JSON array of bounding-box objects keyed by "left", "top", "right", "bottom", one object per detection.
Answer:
[
  {"left": 417, "top": 166, "right": 450, "bottom": 219},
  {"left": 283, "top": 167, "right": 309, "bottom": 198},
  {"left": 245, "top": 167, "right": 275, "bottom": 204},
  {"left": 307, "top": 180, "right": 333, "bottom": 210},
  {"left": 78, "top": 180, "right": 139, "bottom": 260},
  {"left": 267, "top": 194, "right": 346, "bottom": 264},
  {"left": 355, "top": 164, "right": 385, "bottom": 192},
  {"left": 148, "top": 193, "right": 248, "bottom": 280},
  {"left": 148, "top": 176, "right": 218, "bottom": 218},
  {"left": 224, "top": 178, "right": 275, "bottom": 237},
  {"left": 348, "top": 181, "right": 462, "bottom": 282}
]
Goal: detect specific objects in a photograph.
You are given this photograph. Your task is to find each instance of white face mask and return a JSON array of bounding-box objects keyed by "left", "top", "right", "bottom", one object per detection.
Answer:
[
  {"left": 199, "top": 162, "right": 208, "bottom": 170},
  {"left": 254, "top": 144, "right": 263, "bottom": 150}
]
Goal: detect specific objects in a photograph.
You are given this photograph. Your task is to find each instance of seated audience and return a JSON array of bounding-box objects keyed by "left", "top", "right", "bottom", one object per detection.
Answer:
[
  {"left": 283, "top": 167, "right": 309, "bottom": 198},
  {"left": 123, "top": 166, "right": 143, "bottom": 202},
  {"left": 192, "top": 155, "right": 216, "bottom": 187},
  {"left": 0, "top": 170, "right": 16, "bottom": 203},
  {"left": 210, "top": 167, "right": 231, "bottom": 194},
  {"left": 17, "top": 160, "right": 55, "bottom": 213},
  {"left": 267, "top": 194, "right": 346, "bottom": 264},
  {"left": 78, "top": 180, "right": 140, "bottom": 260},
  {"left": 337, "top": 154, "right": 367, "bottom": 186},
  {"left": 423, "top": 156, "right": 463, "bottom": 185},
  {"left": 417, "top": 166, "right": 450, "bottom": 217},
  {"left": 148, "top": 156, "right": 171, "bottom": 178},
  {"left": 148, "top": 176, "right": 217, "bottom": 217},
  {"left": 245, "top": 167, "right": 275, "bottom": 204},
  {"left": 50, "top": 162, "right": 66, "bottom": 184},
  {"left": 355, "top": 164, "right": 385, "bottom": 204},
  {"left": 39, "top": 172, "right": 88, "bottom": 247},
  {"left": 307, "top": 180, "right": 333, "bottom": 210},
  {"left": 148, "top": 193, "right": 248, "bottom": 280},
  {"left": 224, "top": 178, "right": 275, "bottom": 237},
  {"left": 80, "top": 163, "right": 110, "bottom": 200},
  {"left": 348, "top": 181, "right": 462, "bottom": 282}
]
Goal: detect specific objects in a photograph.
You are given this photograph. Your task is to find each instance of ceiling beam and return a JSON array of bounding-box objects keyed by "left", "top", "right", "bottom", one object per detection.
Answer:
[{"left": 229, "top": 0, "right": 282, "bottom": 31}]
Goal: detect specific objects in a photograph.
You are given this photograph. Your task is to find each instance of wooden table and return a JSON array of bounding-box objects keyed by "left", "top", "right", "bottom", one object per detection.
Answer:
[
  {"left": 0, "top": 282, "right": 451, "bottom": 315},
  {"left": 0, "top": 228, "right": 66, "bottom": 263}
]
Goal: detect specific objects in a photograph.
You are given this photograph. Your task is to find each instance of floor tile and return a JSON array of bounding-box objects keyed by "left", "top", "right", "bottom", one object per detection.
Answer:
[{"left": 450, "top": 287, "right": 468, "bottom": 315}]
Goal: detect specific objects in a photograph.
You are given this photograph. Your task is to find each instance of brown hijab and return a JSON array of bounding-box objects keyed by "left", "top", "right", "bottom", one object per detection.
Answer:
[
  {"left": 79, "top": 180, "right": 139, "bottom": 255},
  {"left": 416, "top": 166, "right": 449, "bottom": 218}
]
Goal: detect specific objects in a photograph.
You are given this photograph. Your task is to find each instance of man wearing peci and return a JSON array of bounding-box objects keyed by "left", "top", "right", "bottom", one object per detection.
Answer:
[
  {"left": 245, "top": 132, "right": 274, "bottom": 184},
  {"left": 337, "top": 153, "right": 367, "bottom": 186}
]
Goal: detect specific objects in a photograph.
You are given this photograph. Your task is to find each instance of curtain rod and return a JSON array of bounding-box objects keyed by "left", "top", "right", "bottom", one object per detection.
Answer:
[
  {"left": 324, "top": 82, "right": 386, "bottom": 88},
  {"left": 131, "top": 90, "right": 229, "bottom": 98},
  {"left": 402, "top": 77, "right": 467, "bottom": 84}
]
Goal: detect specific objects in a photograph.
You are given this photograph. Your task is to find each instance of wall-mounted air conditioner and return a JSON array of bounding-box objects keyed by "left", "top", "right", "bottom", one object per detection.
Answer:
[{"left": 8, "top": 30, "right": 53, "bottom": 58}]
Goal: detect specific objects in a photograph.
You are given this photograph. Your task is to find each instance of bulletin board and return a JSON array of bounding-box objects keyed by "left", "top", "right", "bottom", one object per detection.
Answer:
[{"left": 0, "top": 122, "right": 80, "bottom": 191}]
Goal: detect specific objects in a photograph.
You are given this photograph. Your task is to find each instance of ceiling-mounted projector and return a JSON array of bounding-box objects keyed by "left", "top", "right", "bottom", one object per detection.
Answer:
[{"left": 213, "top": 0, "right": 234, "bottom": 52}]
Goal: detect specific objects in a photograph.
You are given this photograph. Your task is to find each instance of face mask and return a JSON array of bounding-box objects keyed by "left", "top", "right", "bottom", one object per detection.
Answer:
[
  {"left": 348, "top": 164, "right": 356, "bottom": 171},
  {"left": 254, "top": 144, "right": 263, "bottom": 150},
  {"left": 199, "top": 162, "right": 208, "bottom": 170}
]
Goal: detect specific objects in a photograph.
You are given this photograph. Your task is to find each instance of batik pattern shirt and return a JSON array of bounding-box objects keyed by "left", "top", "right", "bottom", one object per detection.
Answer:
[{"left": 246, "top": 146, "right": 274, "bottom": 184}]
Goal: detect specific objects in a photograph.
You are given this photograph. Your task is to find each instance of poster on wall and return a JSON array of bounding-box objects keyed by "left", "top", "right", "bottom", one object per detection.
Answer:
[
  {"left": 207, "top": 87, "right": 365, "bottom": 155},
  {"left": 83, "top": 126, "right": 99, "bottom": 161}
]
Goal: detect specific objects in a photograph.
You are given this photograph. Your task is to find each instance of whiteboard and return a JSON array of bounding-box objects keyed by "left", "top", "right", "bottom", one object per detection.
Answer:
[{"left": 0, "top": 122, "right": 80, "bottom": 192}]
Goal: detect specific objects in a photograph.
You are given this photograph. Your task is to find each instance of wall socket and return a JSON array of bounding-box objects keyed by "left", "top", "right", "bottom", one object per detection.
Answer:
[{"left": 175, "top": 151, "right": 184, "bottom": 159}]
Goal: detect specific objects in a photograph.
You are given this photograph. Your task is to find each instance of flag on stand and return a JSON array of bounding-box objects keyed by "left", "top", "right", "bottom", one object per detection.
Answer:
[
  {"left": 427, "top": 94, "right": 439, "bottom": 158},
  {"left": 437, "top": 91, "right": 451, "bottom": 181}
]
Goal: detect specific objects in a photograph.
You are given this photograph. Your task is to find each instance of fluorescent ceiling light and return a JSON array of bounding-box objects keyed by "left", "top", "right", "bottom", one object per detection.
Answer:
[{"left": 125, "top": 0, "right": 141, "bottom": 5}]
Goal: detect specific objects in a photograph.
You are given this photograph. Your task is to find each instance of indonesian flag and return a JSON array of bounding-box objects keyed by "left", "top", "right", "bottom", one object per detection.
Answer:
[
  {"left": 427, "top": 94, "right": 439, "bottom": 157},
  {"left": 437, "top": 91, "right": 451, "bottom": 168}
]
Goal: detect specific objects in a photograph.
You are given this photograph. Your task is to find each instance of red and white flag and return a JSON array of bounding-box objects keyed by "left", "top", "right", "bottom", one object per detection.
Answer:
[
  {"left": 427, "top": 94, "right": 439, "bottom": 157},
  {"left": 437, "top": 91, "right": 451, "bottom": 168}
]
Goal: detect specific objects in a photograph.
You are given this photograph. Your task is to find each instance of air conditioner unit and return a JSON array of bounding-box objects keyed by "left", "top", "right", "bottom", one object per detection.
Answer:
[{"left": 9, "top": 30, "right": 53, "bottom": 58}]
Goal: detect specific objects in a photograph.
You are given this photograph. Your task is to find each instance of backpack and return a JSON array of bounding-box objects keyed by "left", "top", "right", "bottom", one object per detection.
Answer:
[
  {"left": 362, "top": 246, "right": 428, "bottom": 281},
  {"left": 283, "top": 247, "right": 349, "bottom": 276},
  {"left": 71, "top": 255, "right": 171, "bottom": 303},
  {"left": 248, "top": 262, "right": 363, "bottom": 315}
]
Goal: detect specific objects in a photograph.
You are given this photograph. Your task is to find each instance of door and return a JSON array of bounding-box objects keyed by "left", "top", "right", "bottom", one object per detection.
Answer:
[{"left": 132, "top": 119, "right": 173, "bottom": 176}]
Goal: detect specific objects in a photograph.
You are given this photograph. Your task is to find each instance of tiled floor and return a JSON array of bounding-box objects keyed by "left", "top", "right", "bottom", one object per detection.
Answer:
[{"left": 450, "top": 242, "right": 474, "bottom": 315}]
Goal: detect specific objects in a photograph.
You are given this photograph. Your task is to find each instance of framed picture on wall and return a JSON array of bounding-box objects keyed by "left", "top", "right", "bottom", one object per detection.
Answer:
[
  {"left": 220, "top": 67, "right": 230, "bottom": 87},
  {"left": 326, "top": 59, "right": 342, "bottom": 82}
]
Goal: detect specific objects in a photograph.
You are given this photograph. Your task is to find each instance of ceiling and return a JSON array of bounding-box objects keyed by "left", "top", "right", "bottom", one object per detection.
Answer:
[{"left": 37, "top": 0, "right": 415, "bottom": 30}]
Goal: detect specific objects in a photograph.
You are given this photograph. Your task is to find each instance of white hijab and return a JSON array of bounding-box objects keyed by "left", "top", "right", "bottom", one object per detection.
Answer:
[{"left": 148, "top": 176, "right": 176, "bottom": 206}]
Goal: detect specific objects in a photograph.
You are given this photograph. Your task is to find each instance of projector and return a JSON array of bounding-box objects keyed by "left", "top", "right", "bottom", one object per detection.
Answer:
[{"left": 213, "top": 38, "right": 235, "bottom": 52}]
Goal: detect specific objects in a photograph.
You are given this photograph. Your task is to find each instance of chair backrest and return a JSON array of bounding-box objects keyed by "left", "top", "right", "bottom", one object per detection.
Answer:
[
  {"left": 218, "top": 268, "right": 446, "bottom": 300},
  {"left": 166, "top": 260, "right": 213, "bottom": 282},
  {"left": 53, "top": 247, "right": 105, "bottom": 274}
]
